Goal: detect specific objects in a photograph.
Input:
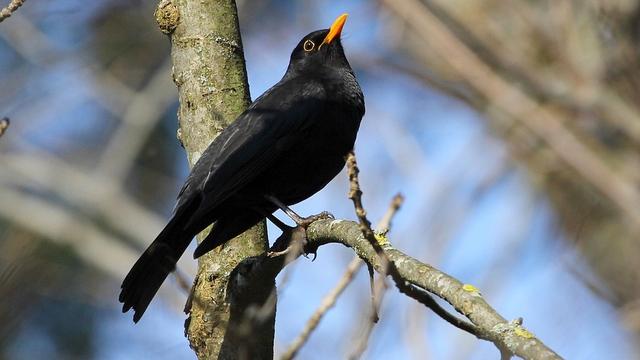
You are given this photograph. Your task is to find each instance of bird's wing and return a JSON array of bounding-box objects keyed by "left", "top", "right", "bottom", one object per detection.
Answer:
[{"left": 175, "top": 78, "right": 325, "bottom": 215}]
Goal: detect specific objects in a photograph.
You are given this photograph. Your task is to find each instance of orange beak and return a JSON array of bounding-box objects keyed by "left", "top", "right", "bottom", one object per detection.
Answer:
[{"left": 321, "top": 13, "right": 348, "bottom": 47}]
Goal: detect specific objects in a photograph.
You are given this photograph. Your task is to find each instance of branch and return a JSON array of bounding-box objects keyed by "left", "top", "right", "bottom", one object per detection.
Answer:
[
  {"left": 282, "top": 193, "right": 406, "bottom": 359},
  {"left": 0, "top": 0, "right": 25, "bottom": 23},
  {"left": 346, "top": 155, "right": 397, "bottom": 358},
  {"left": 0, "top": 187, "right": 137, "bottom": 280},
  {"left": 0, "top": 187, "right": 190, "bottom": 309},
  {"left": 0, "top": 117, "right": 8, "bottom": 137},
  {"left": 306, "top": 219, "right": 560, "bottom": 359},
  {"left": 233, "top": 215, "right": 560, "bottom": 359},
  {"left": 96, "top": 59, "right": 175, "bottom": 180},
  {"left": 376, "top": 193, "right": 405, "bottom": 233},
  {"left": 345, "top": 153, "right": 486, "bottom": 354}
]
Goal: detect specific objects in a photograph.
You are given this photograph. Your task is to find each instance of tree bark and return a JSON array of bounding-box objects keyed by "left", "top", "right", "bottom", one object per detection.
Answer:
[{"left": 156, "top": 0, "right": 274, "bottom": 358}]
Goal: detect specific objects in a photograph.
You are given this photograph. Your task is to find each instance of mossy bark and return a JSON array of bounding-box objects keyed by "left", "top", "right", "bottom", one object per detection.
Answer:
[{"left": 158, "top": 0, "right": 274, "bottom": 358}]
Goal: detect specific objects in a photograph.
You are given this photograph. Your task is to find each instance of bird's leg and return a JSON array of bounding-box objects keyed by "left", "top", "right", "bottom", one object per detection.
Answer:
[
  {"left": 266, "top": 213, "right": 292, "bottom": 233},
  {"left": 250, "top": 207, "right": 304, "bottom": 258},
  {"left": 265, "top": 214, "right": 307, "bottom": 258},
  {"left": 264, "top": 195, "right": 334, "bottom": 228},
  {"left": 258, "top": 198, "right": 328, "bottom": 259}
]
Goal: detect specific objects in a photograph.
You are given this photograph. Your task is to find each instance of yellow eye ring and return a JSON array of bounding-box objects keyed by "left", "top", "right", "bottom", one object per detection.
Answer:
[{"left": 303, "top": 40, "right": 315, "bottom": 52}]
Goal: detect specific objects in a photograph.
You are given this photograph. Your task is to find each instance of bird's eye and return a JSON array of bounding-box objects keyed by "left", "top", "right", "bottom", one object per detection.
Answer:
[{"left": 303, "top": 40, "right": 315, "bottom": 52}]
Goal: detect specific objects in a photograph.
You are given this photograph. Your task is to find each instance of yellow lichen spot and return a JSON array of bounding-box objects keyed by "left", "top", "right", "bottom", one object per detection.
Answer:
[
  {"left": 514, "top": 326, "right": 534, "bottom": 339},
  {"left": 462, "top": 284, "right": 481, "bottom": 294},
  {"left": 374, "top": 232, "right": 390, "bottom": 246}
]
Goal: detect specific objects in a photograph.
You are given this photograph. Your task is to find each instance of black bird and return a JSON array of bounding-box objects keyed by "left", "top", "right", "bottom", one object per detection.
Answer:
[{"left": 119, "top": 13, "right": 365, "bottom": 322}]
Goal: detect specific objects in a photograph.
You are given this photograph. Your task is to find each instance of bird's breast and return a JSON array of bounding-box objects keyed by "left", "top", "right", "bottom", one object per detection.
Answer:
[
  {"left": 249, "top": 103, "right": 361, "bottom": 205},
  {"left": 326, "top": 71, "right": 365, "bottom": 116}
]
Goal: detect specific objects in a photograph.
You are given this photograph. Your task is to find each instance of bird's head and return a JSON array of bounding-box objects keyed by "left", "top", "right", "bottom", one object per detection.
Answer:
[{"left": 287, "top": 14, "right": 351, "bottom": 75}]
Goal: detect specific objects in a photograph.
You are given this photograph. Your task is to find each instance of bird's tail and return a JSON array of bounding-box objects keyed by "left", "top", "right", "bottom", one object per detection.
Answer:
[{"left": 119, "top": 213, "right": 193, "bottom": 323}]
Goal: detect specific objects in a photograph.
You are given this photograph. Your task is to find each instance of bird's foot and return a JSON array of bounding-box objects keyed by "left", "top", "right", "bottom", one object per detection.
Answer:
[
  {"left": 294, "top": 211, "right": 334, "bottom": 228},
  {"left": 267, "top": 247, "right": 293, "bottom": 258},
  {"left": 267, "top": 224, "right": 308, "bottom": 259},
  {"left": 263, "top": 200, "right": 330, "bottom": 259}
]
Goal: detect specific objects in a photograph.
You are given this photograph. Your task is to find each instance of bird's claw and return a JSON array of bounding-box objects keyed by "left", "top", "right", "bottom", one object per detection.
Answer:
[
  {"left": 267, "top": 224, "right": 308, "bottom": 259},
  {"left": 302, "top": 249, "right": 318, "bottom": 261},
  {"left": 316, "top": 211, "right": 335, "bottom": 220},
  {"left": 296, "top": 211, "right": 335, "bottom": 228},
  {"left": 267, "top": 248, "right": 292, "bottom": 258}
]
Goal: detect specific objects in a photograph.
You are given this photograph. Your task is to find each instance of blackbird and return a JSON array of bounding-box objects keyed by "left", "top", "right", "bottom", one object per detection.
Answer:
[{"left": 119, "top": 13, "right": 364, "bottom": 322}]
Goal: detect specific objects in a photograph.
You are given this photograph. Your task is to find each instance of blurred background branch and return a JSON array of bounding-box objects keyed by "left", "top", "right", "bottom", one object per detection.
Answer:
[
  {"left": 0, "top": 0, "right": 26, "bottom": 23},
  {"left": 0, "top": 117, "right": 8, "bottom": 137},
  {"left": 380, "top": 0, "right": 640, "bottom": 341}
]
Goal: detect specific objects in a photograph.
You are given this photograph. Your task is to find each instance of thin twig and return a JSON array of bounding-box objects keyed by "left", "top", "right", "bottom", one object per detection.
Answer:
[
  {"left": 346, "top": 151, "right": 391, "bottom": 359},
  {"left": 278, "top": 179, "right": 407, "bottom": 359},
  {"left": 398, "top": 282, "right": 482, "bottom": 338},
  {"left": 365, "top": 263, "right": 377, "bottom": 323},
  {"left": 0, "top": 0, "right": 26, "bottom": 23},
  {"left": 351, "top": 192, "right": 405, "bottom": 358},
  {"left": 376, "top": 193, "right": 405, "bottom": 234},
  {"left": 0, "top": 117, "right": 8, "bottom": 137},
  {"left": 346, "top": 152, "right": 383, "bottom": 254},
  {"left": 280, "top": 256, "right": 363, "bottom": 360},
  {"left": 345, "top": 152, "right": 482, "bottom": 358},
  {"left": 96, "top": 59, "right": 175, "bottom": 181},
  {"left": 349, "top": 269, "right": 387, "bottom": 360}
]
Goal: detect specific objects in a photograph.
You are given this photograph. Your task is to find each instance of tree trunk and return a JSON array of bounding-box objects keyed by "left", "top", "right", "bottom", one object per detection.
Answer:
[{"left": 156, "top": 0, "right": 274, "bottom": 358}]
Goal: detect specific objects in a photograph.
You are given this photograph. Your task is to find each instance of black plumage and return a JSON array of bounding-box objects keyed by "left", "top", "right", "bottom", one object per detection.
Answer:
[{"left": 119, "top": 14, "right": 364, "bottom": 322}]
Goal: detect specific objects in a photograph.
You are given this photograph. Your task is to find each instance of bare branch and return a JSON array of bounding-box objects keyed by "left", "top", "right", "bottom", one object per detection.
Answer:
[
  {"left": 96, "top": 59, "right": 175, "bottom": 180},
  {"left": 346, "top": 152, "right": 380, "bottom": 252},
  {"left": 0, "top": 0, "right": 25, "bottom": 23},
  {"left": 282, "top": 192, "right": 407, "bottom": 360},
  {"left": 348, "top": 152, "right": 482, "bottom": 335},
  {"left": 350, "top": 192, "right": 406, "bottom": 358},
  {"left": 376, "top": 193, "right": 405, "bottom": 234},
  {"left": 166, "top": 1, "right": 272, "bottom": 358},
  {"left": 0, "top": 188, "right": 137, "bottom": 280},
  {"left": 0, "top": 154, "right": 166, "bottom": 247},
  {"left": 348, "top": 264, "right": 387, "bottom": 360},
  {"left": 345, "top": 152, "right": 396, "bottom": 358},
  {"left": 234, "top": 210, "right": 560, "bottom": 359},
  {"left": 0, "top": 117, "right": 8, "bottom": 137},
  {"left": 304, "top": 219, "right": 561, "bottom": 360},
  {"left": 382, "top": 0, "right": 640, "bottom": 229}
]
